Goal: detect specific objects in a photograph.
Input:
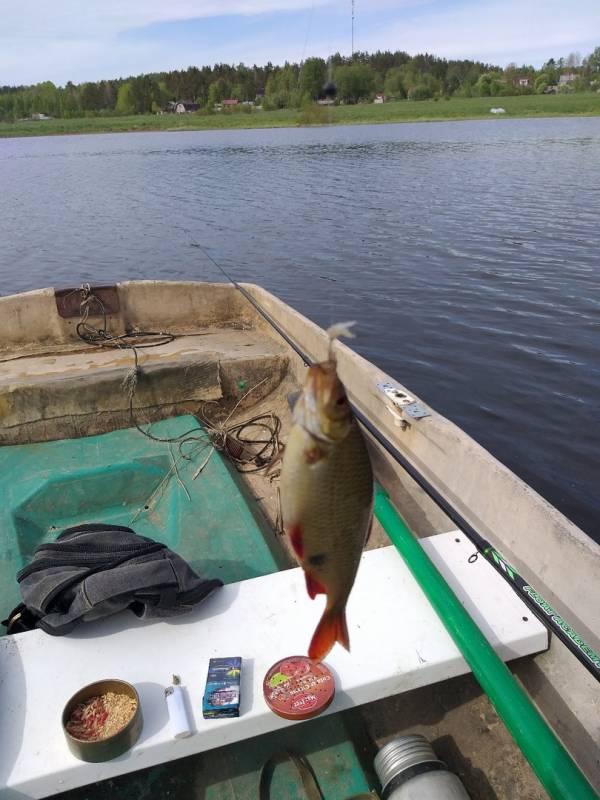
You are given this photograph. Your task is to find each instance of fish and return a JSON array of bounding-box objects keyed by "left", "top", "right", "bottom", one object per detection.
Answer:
[{"left": 280, "top": 322, "right": 374, "bottom": 661}]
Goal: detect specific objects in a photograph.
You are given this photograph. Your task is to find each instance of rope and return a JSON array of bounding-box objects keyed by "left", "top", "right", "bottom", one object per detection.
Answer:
[
  {"left": 199, "top": 405, "right": 283, "bottom": 474},
  {"left": 73, "top": 283, "right": 174, "bottom": 350},
  {"left": 72, "top": 284, "right": 283, "bottom": 475},
  {"left": 70, "top": 284, "right": 207, "bottom": 452},
  {"left": 259, "top": 752, "right": 324, "bottom": 800},
  {"left": 259, "top": 751, "right": 377, "bottom": 800}
]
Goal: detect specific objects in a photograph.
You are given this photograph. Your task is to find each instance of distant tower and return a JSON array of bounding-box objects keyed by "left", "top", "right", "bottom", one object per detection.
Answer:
[{"left": 351, "top": 0, "right": 355, "bottom": 57}]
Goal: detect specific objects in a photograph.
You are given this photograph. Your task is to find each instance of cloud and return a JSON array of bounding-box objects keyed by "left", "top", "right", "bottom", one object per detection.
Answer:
[
  {"left": 1, "top": 1, "right": 334, "bottom": 84},
  {"left": 1, "top": 0, "right": 330, "bottom": 39},
  {"left": 358, "top": 0, "right": 600, "bottom": 66},
  {"left": 0, "top": 0, "right": 424, "bottom": 85},
  {"left": 1, "top": 0, "right": 598, "bottom": 86}
]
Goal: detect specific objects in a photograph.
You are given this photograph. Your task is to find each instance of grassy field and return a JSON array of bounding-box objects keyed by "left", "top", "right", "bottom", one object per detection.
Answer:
[{"left": 1, "top": 93, "right": 599, "bottom": 138}]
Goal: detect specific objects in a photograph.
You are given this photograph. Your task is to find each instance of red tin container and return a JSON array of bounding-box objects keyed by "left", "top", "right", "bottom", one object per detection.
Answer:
[{"left": 263, "top": 656, "right": 335, "bottom": 721}]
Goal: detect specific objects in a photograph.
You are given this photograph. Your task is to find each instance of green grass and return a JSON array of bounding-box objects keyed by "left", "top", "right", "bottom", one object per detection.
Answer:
[
  {"left": 1, "top": 93, "right": 599, "bottom": 138},
  {"left": 331, "top": 92, "right": 600, "bottom": 123}
]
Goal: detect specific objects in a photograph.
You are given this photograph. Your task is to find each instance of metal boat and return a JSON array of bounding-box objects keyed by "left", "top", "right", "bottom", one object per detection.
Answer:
[{"left": 0, "top": 281, "right": 598, "bottom": 799}]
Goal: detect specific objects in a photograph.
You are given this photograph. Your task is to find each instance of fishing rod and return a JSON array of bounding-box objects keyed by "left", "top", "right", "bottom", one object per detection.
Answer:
[
  {"left": 192, "top": 241, "right": 600, "bottom": 683},
  {"left": 190, "top": 242, "right": 311, "bottom": 366},
  {"left": 353, "top": 408, "right": 600, "bottom": 684}
]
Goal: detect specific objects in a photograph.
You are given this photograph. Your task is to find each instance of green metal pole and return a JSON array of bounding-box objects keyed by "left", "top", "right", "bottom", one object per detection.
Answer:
[{"left": 374, "top": 486, "right": 598, "bottom": 800}]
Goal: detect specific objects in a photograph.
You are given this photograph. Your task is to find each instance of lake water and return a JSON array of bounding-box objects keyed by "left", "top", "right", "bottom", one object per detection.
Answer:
[{"left": 1, "top": 117, "right": 598, "bottom": 542}]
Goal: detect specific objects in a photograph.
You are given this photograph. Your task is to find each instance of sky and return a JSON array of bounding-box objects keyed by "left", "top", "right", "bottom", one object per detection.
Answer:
[{"left": 2, "top": 0, "right": 599, "bottom": 87}]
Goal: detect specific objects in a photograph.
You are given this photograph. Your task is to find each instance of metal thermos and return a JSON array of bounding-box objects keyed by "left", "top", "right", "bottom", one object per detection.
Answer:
[{"left": 374, "top": 735, "right": 471, "bottom": 799}]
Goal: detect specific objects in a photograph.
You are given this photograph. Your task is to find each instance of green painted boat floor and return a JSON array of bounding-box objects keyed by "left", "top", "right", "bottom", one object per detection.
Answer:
[
  {"left": 55, "top": 711, "right": 377, "bottom": 800},
  {"left": 0, "top": 415, "right": 287, "bottom": 622}
]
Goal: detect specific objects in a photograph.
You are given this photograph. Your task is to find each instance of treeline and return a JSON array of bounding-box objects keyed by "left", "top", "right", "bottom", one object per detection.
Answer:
[{"left": 1, "top": 47, "right": 599, "bottom": 120}]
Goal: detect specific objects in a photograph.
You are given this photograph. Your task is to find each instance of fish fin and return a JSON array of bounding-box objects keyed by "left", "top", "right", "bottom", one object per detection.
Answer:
[
  {"left": 305, "top": 572, "right": 327, "bottom": 600},
  {"left": 289, "top": 525, "right": 304, "bottom": 559},
  {"left": 309, "top": 608, "right": 350, "bottom": 661},
  {"left": 304, "top": 443, "right": 327, "bottom": 464}
]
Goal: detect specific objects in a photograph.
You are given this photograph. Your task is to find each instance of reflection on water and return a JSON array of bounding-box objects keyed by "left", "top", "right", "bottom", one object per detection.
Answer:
[{"left": 1, "top": 117, "right": 599, "bottom": 540}]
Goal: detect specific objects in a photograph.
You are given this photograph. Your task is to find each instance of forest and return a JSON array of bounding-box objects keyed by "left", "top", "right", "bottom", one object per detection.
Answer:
[{"left": 1, "top": 47, "right": 599, "bottom": 121}]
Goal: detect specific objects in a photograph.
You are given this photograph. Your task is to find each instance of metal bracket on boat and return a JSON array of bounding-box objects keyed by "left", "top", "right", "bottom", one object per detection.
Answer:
[{"left": 377, "top": 382, "right": 430, "bottom": 428}]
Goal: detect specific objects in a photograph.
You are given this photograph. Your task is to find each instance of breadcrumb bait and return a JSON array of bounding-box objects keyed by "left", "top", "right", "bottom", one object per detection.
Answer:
[{"left": 66, "top": 692, "right": 137, "bottom": 741}]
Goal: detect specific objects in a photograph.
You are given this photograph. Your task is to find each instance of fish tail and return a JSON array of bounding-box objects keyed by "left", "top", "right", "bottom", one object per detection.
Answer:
[
  {"left": 326, "top": 321, "right": 355, "bottom": 362},
  {"left": 326, "top": 321, "right": 356, "bottom": 341},
  {"left": 308, "top": 606, "right": 350, "bottom": 662}
]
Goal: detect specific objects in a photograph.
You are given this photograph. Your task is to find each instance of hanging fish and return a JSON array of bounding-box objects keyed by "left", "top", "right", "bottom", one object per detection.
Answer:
[{"left": 280, "top": 323, "right": 374, "bottom": 661}]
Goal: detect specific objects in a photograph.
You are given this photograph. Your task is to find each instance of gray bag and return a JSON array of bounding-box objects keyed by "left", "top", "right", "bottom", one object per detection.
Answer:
[{"left": 3, "top": 524, "right": 223, "bottom": 635}]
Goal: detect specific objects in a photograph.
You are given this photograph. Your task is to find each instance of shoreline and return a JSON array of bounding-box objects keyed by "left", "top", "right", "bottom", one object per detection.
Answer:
[{"left": 1, "top": 94, "right": 599, "bottom": 139}]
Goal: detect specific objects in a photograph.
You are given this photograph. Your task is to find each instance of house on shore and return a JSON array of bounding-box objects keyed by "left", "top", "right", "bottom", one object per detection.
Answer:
[
  {"left": 222, "top": 99, "right": 239, "bottom": 108},
  {"left": 374, "top": 93, "right": 386, "bottom": 104},
  {"left": 516, "top": 76, "right": 532, "bottom": 87},
  {"left": 559, "top": 73, "right": 578, "bottom": 86}
]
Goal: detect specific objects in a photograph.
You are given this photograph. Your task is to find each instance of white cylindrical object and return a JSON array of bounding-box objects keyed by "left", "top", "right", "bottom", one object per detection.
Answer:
[
  {"left": 165, "top": 684, "right": 193, "bottom": 739},
  {"left": 375, "top": 735, "right": 470, "bottom": 799},
  {"left": 384, "top": 771, "right": 471, "bottom": 800}
]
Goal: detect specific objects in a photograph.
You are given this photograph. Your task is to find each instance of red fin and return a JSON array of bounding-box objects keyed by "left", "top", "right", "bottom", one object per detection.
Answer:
[
  {"left": 305, "top": 572, "right": 327, "bottom": 600},
  {"left": 308, "top": 608, "right": 350, "bottom": 661},
  {"left": 289, "top": 525, "right": 304, "bottom": 559}
]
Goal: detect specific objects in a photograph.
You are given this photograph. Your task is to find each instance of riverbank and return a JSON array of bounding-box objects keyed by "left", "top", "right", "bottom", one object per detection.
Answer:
[{"left": 1, "top": 93, "right": 599, "bottom": 138}]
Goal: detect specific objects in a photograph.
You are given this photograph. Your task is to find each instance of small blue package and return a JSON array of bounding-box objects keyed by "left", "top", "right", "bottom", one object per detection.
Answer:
[{"left": 202, "top": 657, "right": 242, "bottom": 719}]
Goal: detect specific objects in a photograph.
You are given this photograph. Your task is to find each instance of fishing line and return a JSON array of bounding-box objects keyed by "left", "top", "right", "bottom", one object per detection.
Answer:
[
  {"left": 189, "top": 239, "right": 312, "bottom": 366},
  {"left": 300, "top": 0, "right": 316, "bottom": 66},
  {"left": 71, "top": 283, "right": 283, "bottom": 481},
  {"left": 189, "top": 253, "right": 600, "bottom": 683}
]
